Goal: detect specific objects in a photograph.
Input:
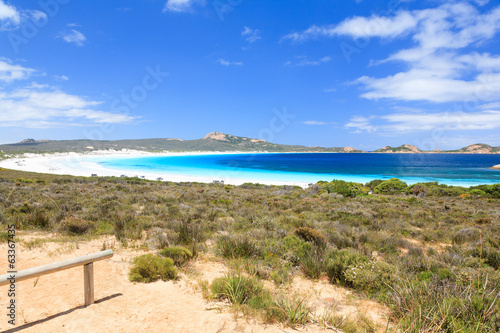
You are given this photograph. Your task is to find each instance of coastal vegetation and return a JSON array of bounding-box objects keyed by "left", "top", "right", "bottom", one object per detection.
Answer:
[{"left": 1, "top": 168, "right": 500, "bottom": 331}]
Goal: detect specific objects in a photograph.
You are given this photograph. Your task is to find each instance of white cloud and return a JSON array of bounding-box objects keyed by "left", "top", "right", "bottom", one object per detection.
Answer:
[
  {"left": 0, "top": 0, "right": 20, "bottom": 30},
  {"left": 0, "top": 3, "right": 48, "bottom": 31},
  {"left": 478, "top": 102, "right": 500, "bottom": 109},
  {"left": 0, "top": 58, "right": 35, "bottom": 82},
  {"left": 345, "top": 116, "right": 377, "bottom": 133},
  {"left": 27, "top": 10, "right": 47, "bottom": 24},
  {"left": 53, "top": 74, "right": 69, "bottom": 81},
  {"left": 163, "top": 0, "right": 204, "bottom": 13},
  {"left": 0, "top": 58, "right": 135, "bottom": 128},
  {"left": 59, "top": 29, "right": 86, "bottom": 46},
  {"left": 303, "top": 121, "right": 329, "bottom": 125},
  {"left": 217, "top": 59, "right": 243, "bottom": 66},
  {"left": 345, "top": 110, "right": 500, "bottom": 133},
  {"left": 241, "top": 27, "right": 261, "bottom": 43},
  {"left": 285, "top": 56, "right": 331, "bottom": 67},
  {"left": 0, "top": 86, "right": 136, "bottom": 128},
  {"left": 355, "top": 71, "right": 500, "bottom": 103},
  {"left": 282, "top": 11, "right": 418, "bottom": 42},
  {"left": 286, "top": 2, "right": 500, "bottom": 104}
]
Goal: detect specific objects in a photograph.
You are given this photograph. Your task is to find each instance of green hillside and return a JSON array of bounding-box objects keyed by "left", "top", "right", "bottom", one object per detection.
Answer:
[{"left": 0, "top": 132, "right": 362, "bottom": 154}]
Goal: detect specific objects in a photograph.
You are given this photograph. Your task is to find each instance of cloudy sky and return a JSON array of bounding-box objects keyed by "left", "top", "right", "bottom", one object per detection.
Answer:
[{"left": 0, "top": 0, "right": 500, "bottom": 150}]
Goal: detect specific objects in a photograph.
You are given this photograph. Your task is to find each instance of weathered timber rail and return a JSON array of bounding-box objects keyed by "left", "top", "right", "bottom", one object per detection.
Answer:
[{"left": 0, "top": 249, "right": 113, "bottom": 306}]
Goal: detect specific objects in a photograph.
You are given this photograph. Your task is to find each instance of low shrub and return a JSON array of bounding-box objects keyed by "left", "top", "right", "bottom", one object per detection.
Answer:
[
  {"left": 129, "top": 254, "right": 178, "bottom": 283},
  {"left": 374, "top": 178, "right": 408, "bottom": 195},
  {"left": 319, "top": 180, "right": 368, "bottom": 198},
  {"left": 176, "top": 218, "right": 206, "bottom": 244},
  {"left": 270, "top": 264, "right": 293, "bottom": 286},
  {"left": 344, "top": 260, "right": 396, "bottom": 294},
  {"left": 159, "top": 246, "right": 193, "bottom": 266},
  {"left": 299, "top": 248, "right": 326, "bottom": 279},
  {"left": 211, "top": 274, "right": 265, "bottom": 305},
  {"left": 217, "top": 234, "right": 260, "bottom": 259},
  {"left": 269, "top": 294, "right": 311, "bottom": 328},
  {"left": 282, "top": 235, "right": 312, "bottom": 264},
  {"left": 61, "top": 216, "right": 93, "bottom": 235},
  {"left": 387, "top": 277, "right": 500, "bottom": 332},
  {"left": 293, "top": 227, "right": 327, "bottom": 248},
  {"left": 469, "top": 189, "right": 487, "bottom": 198},
  {"left": 452, "top": 227, "right": 480, "bottom": 244},
  {"left": 31, "top": 210, "right": 51, "bottom": 228},
  {"left": 326, "top": 249, "right": 370, "bottom": 285},
  {"left": 0, "top": 232, "right": 9, "bottom": 242}
]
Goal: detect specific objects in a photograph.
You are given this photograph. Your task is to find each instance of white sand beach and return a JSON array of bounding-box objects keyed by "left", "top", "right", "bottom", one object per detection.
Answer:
[{"left": 0, "top": 150, "right": 313, "bottom": 188}]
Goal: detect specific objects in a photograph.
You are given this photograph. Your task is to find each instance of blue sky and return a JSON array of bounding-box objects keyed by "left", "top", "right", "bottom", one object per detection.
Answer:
[{"left": 1, "top": 0, "right": 500, "bottom": 150}]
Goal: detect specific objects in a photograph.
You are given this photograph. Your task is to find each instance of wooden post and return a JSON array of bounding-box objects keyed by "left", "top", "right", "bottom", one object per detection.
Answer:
[{"left": 84, "top": 263, "right": 94, "bottom": 306}]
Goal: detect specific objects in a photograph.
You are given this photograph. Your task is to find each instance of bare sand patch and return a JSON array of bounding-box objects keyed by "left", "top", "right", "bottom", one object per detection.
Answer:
[{"left": 0, "top": 233, "right": 389, "bottom": 332}]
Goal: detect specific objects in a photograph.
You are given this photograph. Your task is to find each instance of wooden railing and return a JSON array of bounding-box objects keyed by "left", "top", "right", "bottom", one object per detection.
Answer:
[{"left": 0, "top": 249, "right": 113, "bottom": 306}]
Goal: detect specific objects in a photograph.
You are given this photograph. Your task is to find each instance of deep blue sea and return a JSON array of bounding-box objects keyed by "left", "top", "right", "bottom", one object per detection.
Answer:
[{"left": 98, "top": 153, "right": 500, "bottom": 187}]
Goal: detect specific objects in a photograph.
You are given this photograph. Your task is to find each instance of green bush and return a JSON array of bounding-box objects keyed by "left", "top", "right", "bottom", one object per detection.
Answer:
[
  {"left": 427, "top": 184, "right": 467, "bottom": 197},
  {"left": 129, "top": 254, "right": 178, "bottom": 283},
  {"left": 293, "top": 227, "right": 327, "bottom": 248},
  {"left": 61, "top": 216, "right": 93, "bottom": 235},
  {"left": 0, "top": 232, "right": 9, "bottom": 243},
  {"left": 175, "top": 218, "right": 206, "bottom": 244},
  {"left": 405, "top": 183, "right": 429, "bottom": 196},
  {"left": 269, "top": 294, "right": 311, "bottom": 328},
  {"left": 344, "top": 260, "right": 396, "bottom": 294},
  {"left": 326, "top": 249, "right": 370, "bottom": 285},
  {"left": 366, "top": 179, "right": 384, "bottom": 190},
  {"left": 452, "top": 227, "right": 480, "bottom": 244},
  {"left": 217, "top": 234, "right": 260, "bottom": 259},
  {"left": 319, "top": 180, "right": 368, "bottom": 198},
  {"left": 469, "top": 184, "right": 500, "bottom": 198},
  {"left": 374, "top": 178, "right": 408, "bottom": 195},
  {"left": 469, "top": 189, "right": 487, "bottom": 198},
  {"left": 211, "top": 274, "right": 265, "bottom": 305},
  {"left": 159, "top": 246, "right": 193, "bottom": 266},
  {"left": 299, "top": 248, "right": 326, "bottom": 279},
  {"left": 282, "top": 235, "right": 312, "bottom": 264},
  {"left": 270, "top": 264, "right": 293, "bottom": 286},
  {"left": 388, "top": 277, "right": 500, "bottom": 332}
]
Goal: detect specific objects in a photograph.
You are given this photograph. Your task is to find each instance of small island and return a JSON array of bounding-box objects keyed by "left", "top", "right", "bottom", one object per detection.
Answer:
[{"left": 493, "top": 164, "right": 500, "bottom": 170}]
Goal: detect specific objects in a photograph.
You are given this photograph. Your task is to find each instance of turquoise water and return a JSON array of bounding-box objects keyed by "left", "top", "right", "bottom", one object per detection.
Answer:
[{"left": 96, "top": 153, "right": 500, "bottom": 186}]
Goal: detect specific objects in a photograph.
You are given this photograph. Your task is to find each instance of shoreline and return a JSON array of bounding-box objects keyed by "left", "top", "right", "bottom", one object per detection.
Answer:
[
  {"left": 1, "top": 150, "right": 499, "bottom": 188},
  {"left": 0, "top": 150, "right": 315, "bottom": 188}
]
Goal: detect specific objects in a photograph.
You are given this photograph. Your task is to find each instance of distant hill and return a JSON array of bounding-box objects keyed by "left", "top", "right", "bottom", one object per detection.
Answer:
[
  {"left": 0, "top": 132, "right": 363, "bottom": 154},
  {"left": 452, "top": 144, "right": 500, "bottom": 154},
  {"left": 374, "top": 144, "right": 421, "bottom": 153},
  {"left": 0, "top": 133, "right": 498, "bottom": 154}
]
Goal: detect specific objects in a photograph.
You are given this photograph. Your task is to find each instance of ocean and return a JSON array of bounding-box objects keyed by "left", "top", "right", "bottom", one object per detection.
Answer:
[{"left": 97, "top": 153, "right": 500, "bottom": 187}]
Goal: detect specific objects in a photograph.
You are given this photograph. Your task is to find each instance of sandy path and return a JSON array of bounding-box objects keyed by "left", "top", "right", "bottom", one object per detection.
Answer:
[{"left": 0, "top": 234, "right": 338, "bottom": 333}]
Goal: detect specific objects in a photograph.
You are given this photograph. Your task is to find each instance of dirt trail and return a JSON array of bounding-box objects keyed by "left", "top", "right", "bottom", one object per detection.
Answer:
[{"left": 0, "top": 233, "right": 389, "bottom": 332}]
